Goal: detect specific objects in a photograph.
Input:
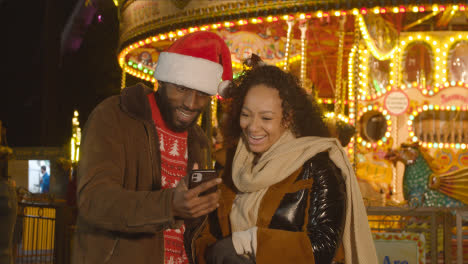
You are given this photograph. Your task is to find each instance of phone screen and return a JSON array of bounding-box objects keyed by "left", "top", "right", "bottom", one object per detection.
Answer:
[{"left": 189, "top": 169, "right": 217, "bottom": 195}]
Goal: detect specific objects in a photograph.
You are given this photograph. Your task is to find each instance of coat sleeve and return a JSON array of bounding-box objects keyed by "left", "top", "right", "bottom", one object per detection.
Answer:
[
  {"left": 306, "top": 153, "right": 346, "bottom": 263},
  {"left": 256, "top": 153, "right": 346, "bottom": 264},
  {"left": 77, "top": 98, "right": 179, "bottom": 234}
]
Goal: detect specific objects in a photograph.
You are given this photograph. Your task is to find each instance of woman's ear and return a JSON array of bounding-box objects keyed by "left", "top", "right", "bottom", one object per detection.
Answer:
[{"left": 282, "top": 112, "right": 293, "bottom": 129}]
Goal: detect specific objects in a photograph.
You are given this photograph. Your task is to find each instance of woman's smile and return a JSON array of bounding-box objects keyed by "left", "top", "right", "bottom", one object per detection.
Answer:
[{"left": 247, "top": 134, "right": 267, "bottom": 145}]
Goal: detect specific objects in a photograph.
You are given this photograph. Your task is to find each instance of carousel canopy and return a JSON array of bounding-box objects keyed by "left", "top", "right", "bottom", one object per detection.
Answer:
[{"left": 116, "top": 0, "right": 468, "bottom": 98}]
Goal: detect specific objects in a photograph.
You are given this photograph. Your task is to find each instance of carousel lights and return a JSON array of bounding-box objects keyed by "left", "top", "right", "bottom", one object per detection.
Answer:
[
  {"left": 357, "top": 14, "right": 397, "bottom": 60},
  {"left": 358, "top": 31, "right": 468, "bottom": 97},
  {"left": 71, "top": 110, "right": 81, "bottom": 163},
  {"left": 325, "top": 112, "right": 350, "bottom": 123},
  {"left": 408, "top": 104, "right": 468, "bottom": 148},
  {"left": 117, "top": 3, "right": 458, "bottom": 83},
  {"left": 356, "top": 103, "right": 391, "bottom": 149}
]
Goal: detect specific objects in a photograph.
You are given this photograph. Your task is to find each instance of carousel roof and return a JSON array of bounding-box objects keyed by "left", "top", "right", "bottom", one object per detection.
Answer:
[
  {"left": 117, "top": 0, "right": 468, "bottom": 49},
  {"left": 115, "top": 0, "right": 468, "bottom": 97}
]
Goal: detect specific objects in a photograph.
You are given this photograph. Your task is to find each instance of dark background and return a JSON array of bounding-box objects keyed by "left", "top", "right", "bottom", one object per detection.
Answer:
[{"left": 0, "top": 0, "right": 141, "bottom": 148}]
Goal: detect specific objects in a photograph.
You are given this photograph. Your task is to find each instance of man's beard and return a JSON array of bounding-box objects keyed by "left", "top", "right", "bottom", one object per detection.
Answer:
[{"left": 155, "top": 87, "right": 202, "bottom": 132}]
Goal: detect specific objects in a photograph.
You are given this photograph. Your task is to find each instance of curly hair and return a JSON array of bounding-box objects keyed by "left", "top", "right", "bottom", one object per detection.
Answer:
[{"left": 222, "top": 64, "right": 330, "bottom": 148}]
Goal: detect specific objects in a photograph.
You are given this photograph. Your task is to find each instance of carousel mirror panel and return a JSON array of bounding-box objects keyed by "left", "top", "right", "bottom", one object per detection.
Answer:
[
  {"left": 448, "top": 41, "right": 468, "bottom": 84},
  {"left": 359, "top": 111, "right": 388, "bottom": 142},
  {"left": 403, "top": 42, "right": 433, "bottom": 88},
  {"left": 411, "top": 109, "right": 468, "bottom": 143},
  {"left": 368, "top": 56, "right": 390, "bottom": 94}
]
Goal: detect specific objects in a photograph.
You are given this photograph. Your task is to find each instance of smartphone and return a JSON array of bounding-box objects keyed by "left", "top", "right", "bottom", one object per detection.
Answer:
[{"left": 188, "top": 169, "right": 218, "bottom": 196}]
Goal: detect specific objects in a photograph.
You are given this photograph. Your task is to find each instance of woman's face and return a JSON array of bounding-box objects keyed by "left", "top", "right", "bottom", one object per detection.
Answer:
[{"left": 240, "top": 84, "right": 287, "bottom": 154}]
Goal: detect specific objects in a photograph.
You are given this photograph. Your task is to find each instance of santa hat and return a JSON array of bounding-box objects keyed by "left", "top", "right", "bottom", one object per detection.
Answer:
[{"left": 154, "top": 31, "right": 233, "bottom": 96}]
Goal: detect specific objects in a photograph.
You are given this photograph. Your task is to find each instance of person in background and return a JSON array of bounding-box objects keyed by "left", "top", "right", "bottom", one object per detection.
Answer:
[
  {"left": 194, "top": 55, "right": 378, "bottom": 264},
  {"left": 73, "top": 31, "right": 233, "bottom": 264},
  {"left": 40, "top": 165, "right": 50, "bottom": 193},
  {"left": 0, "top": 122, "right": 17, "bottom": 264}
]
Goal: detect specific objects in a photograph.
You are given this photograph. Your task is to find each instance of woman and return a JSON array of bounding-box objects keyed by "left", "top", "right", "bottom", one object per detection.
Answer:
[{"left": 194, "top": 57, "right": 377, "bottom": 264}]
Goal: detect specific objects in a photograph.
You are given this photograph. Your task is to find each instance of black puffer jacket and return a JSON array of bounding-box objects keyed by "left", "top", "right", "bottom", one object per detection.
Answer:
[{"left": 194, "top": 151, "right": 347, "bottom": 264}]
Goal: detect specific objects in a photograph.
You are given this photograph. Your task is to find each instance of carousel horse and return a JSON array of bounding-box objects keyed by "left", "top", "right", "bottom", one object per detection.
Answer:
[{"left": 385, "top": 143, "right": 468, "bottom": 207}]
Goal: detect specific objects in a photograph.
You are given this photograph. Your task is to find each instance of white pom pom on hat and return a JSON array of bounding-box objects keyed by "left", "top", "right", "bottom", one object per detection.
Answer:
[{"left": 154, "top": 31, "right": 233, "bottom": 96}]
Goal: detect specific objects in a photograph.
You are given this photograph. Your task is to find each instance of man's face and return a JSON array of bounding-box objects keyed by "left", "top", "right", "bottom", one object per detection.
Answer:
[{"left": 157, "top": 82, "right": 211, "bottom": 132}]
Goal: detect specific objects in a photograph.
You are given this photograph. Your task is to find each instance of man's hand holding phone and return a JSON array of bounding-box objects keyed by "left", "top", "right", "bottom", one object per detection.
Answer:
[{"left": 172, "top": 163, "right": 221, "bottom": 219}]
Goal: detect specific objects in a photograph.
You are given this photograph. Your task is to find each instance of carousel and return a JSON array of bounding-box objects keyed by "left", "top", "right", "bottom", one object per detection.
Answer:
[{"left": 114, "top": 1, "right": 468, "bottom": 262}]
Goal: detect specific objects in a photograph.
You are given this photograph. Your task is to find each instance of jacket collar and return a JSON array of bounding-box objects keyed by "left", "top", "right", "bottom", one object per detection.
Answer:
[{"left": 119, "top": 83, "right": 154, "bottom": 122}]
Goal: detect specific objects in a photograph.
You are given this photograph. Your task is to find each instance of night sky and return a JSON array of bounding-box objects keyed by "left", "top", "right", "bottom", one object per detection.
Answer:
[{"left": 0, "top": 0, "right": 140, "bottom": 147}]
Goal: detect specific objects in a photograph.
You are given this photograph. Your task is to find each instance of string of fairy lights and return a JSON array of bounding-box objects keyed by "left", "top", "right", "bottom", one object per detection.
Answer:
[{"left": 71, "top": 110, "right": 81, "bottom": 163}]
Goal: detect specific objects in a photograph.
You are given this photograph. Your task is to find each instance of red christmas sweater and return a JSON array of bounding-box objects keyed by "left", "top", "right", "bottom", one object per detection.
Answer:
[{"left": 148, "top": 94, "right": 189, "bottom": 264}]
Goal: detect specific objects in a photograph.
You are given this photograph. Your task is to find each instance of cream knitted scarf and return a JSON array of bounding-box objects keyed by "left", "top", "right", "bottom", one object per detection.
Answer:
[{"left": 230, "top": 131, "right": 378, "bottom": 264}]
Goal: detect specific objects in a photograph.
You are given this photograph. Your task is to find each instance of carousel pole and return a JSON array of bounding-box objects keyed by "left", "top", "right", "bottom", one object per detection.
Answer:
[
  {"left": 351, "top": 15, "right": 361, "bottom": 170},
  {"left": 335, "top": 16, "right": 346, "bottom": 116},
  {"left": 283, "top": 19, "right": 295, "bottom": 71},
  {"left": 392, "top": 38, "right": 402, "bottom": 199},
  {"left": 299, "top": 21, "right": 308, "bottom": 90}
]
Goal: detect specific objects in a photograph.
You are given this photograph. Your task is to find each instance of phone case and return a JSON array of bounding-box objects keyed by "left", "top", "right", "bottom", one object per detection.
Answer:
[{"left": 189, "top": 169, "right": 218, "bottom": 195}]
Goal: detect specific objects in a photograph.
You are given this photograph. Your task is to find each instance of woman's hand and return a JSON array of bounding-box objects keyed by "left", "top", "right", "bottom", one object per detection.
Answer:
[{"left": 206, "top": 237, "right": 255, "bottom": 264}]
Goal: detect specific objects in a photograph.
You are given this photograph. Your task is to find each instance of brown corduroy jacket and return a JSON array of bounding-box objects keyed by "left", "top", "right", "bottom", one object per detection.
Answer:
[{"left": 73, "top": 83, "right": 210, "bottom": 264}]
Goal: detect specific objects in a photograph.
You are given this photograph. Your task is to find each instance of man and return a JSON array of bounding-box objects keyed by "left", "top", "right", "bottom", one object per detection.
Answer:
[
  {"left": 73, "top": 31, "right": 233, "bottom": 264},
  {"left": 40, "top": 165, "right": 50, "bottom": 193}
]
